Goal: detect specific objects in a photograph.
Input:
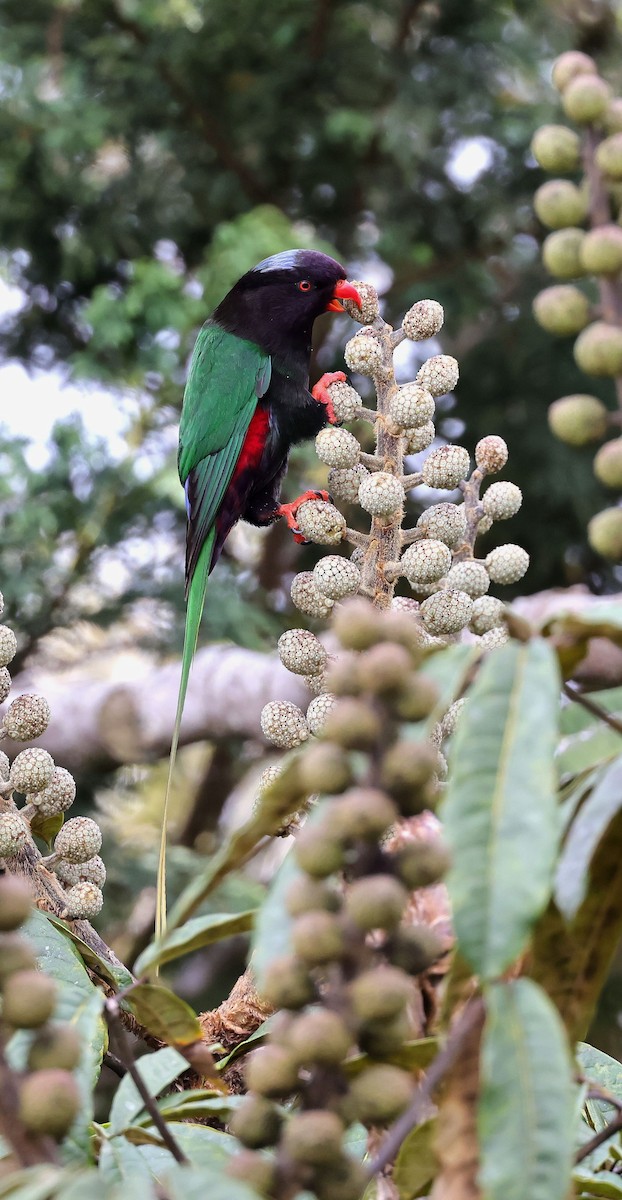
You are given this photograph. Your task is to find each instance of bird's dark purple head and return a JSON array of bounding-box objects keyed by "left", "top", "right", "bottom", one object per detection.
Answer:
[{"left": 213, "top": 249, "right": 360, "bottom": 357}]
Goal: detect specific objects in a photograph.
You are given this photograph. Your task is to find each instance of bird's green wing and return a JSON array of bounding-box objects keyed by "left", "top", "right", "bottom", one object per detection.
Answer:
[{"left": 157, "top": 323, "right": 271, "bottom": 943}]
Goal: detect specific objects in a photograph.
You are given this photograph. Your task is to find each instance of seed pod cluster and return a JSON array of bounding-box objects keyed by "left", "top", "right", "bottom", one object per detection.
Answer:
[
  {"left": 533, "top": 51, "right": 622, "bottom": 560},
  {"left": 0, "top": 874, "right": 82, "bottom": 1142},
  {"left": 0, "top": 595, "right": 106, "bottom": 919},
  {"left": 230, "top": 600, "right": 449, "bottom": 1196}
]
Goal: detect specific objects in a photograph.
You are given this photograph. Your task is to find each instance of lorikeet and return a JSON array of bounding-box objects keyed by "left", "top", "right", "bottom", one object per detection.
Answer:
[{"left": 158, "top": 250, "right": 362, "bottom": 934}]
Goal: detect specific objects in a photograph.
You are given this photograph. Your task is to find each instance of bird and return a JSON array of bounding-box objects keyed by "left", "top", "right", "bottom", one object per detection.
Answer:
[{"left": 157, "top": 249, "right": 362, "bottom": 936}]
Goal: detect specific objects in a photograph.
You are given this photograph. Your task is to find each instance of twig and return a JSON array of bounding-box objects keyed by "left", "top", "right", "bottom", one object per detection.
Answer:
[
  {"left": 563, "top": 681, "right": 622, "bottom": 737},
  {"left": 0, "top": 1031, "right": 58, "bottom": 1166},
  {"left": 365, "top": 999, "right": 483, "bottom": 1181},
  {"left": 103, "top": 1051, "right": 128, "bottom": 1079},
  {"left": 576, "top": 1108, "right": 622, "bottom": 1163},
  {"left": 105, "top": 1000, "right": 189, "bottom": 1165}
]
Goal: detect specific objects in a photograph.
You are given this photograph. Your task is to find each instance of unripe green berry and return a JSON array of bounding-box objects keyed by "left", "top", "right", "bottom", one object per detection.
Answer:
[
  {"left": 0, "top": 626, "right": 17, "bottom": 668},
  {"left": 359, "top": 471, "right": 404, "bottom": 518},
  {"left": 421, "top": 590, "right": 473, "bottom": 635},
  {"left": 562, "top": 74, "right": 610, "bottom": 123},
  {"left": 229, "top": 1094, "right": 283, "bottom": 1149},
  {"left": 357, "top": 642, "right": 413, "bottom": 695},
  {"left": 312, "top": 1158, "right": 368, "bottom": 1200},
  {"left": 606, "top": 99, "right": 622, "bottom": 133},
  {"left": 306, "top": 693, "right": 337, "bottom": 737},
  {"left": 313, "top": 555, "right": 361, "bottom": 600},
  {"left": 328, "top": 464, "right": 369, "bottom": 504},
  {"left": 291, "top": 910, "right": 345, "bottom": 964},
  {"left": 350, "top": 965, "right": 412, "bottom": 1022},
  {"left": 261, "top": 700, "right": 308, "bottom": 749},
  {"left": 595, "top": 134, "right": 622, "bottom": 179},
  {"left": 402, "top": 299, "right": 444, "bottom": 341},
  {"left": 0, "top": 933, "right": 36, "bottom": 981},
  {"left": 393, "top": 674, "right": 440, "bottom": 721},
  {"left": 531, "top": 125, "right": 581, "bottom": 172},
  {"left": 401, "top": 538, "right": 452, "bottom": 585},
  {"left": 54, "top": 816, "right": 102, "bottom": 864},
  {"left": 470, "top": 595, "right": 506, "bottom": 634},
  {"left": 27, "top": 1024, "right": 82, "bottom": 1072},
  {"left": 295, "top": 823, "right": 345, "bottom": 877},
  {"left": 588, "top": 507, "right": 622, "bottom": 559},
  {"left": 481, "top": 482, "right": 523, "bottom": 521},
  {"left": 381, "top": 740, "right": 440, "bottom": 808},
  {"left": 532, "top": 285, "right": 589, "bottom": 335},
  {"left": 291, "top": 571, "right": 334, "bottom": 619},
  {"left": 64, "top": 881, "right": 104, "bottom": 919},
  {"left": 19, "top": 1069, "right": 80, "bottom": 1139},
  {"left": 534, "top": 180, "right": 588, "bottom": 229},
  {"left": 297, "top": 742, "right": 352, "bottom": 795},
  {"left": 9, "top": 748, "right": 54, "bottom": 795},
  {"left": 0, "top": 874, "right": 32, "bottom": 931},
  {"left": 3, "top": 969, "right": 57, "bottom": 1028},
  {"left": 0, "top": 813, "right": 29, "bottom": 858},
  {"left": 548, "top": 393, "right": 608, "bottom": 445},
  {"left": 416, "top": 354, "right": 459, "bottom": 397},
  {"left": 2, "top": 694, "right": 50, "bottom": 742},
  {"left": 389, "top": 924, "right": 444, "bottom": 975},
  {"left": 331, "top": 596, "right": 383, "bottom": 649},
  {"left": 349, "top": 1065, "right": 413, "bottom": 1125},
  {"left": 332, "top": 787, "right": 398, "bottom": 841},
  {"left": 542, "top": 228, "right": 585, "bottom": 279},
  {"left": 394, "top": 838, "right": 452, "bottom": 888},
  {"left": 259, "top": 955, "right": 316, "bottom": 1010},
  {"left": 345, "top": 874, "right": 408, "bottom": 932},
  {"left": 296, "top": 500, "right": 346, "bottom": 546},
  {"left": 580, "top": 225, "right": 622, "bottom": 275},
  {"left": 286, "top": 875, "right": 341, "bottom": 917},
  {"left": 287, "top": 1008, "right": 352, "bottom": 1066},
  {"left": 315, "top": 426, "right": 360, "bottom": 469},
  {"left": 416, "top": 503, "right": 467, "bottom": 547},
  {"left": 245, "top": 1045, "right": 299, "bottom": 1098},
  {"left": 551, "top": 51, "right": 596, "bottom": 93},
  {"left": 322, "top": 697, "right": 381, "bottom": 749},
  {"left": 282, "top": 1110, "right": 345, "bottom": 1166},
  {"left": 594, "top": 438, "right": 622, "bottom": 488},
  {"left": 485, "top": 544, "right": 529, "bottom": 585},
  {"left": 444, "top": 561, "right": 490, "bottom": 598},
  {"left": 226, "top": 1150, "right": 277, "bottom": 1195}
]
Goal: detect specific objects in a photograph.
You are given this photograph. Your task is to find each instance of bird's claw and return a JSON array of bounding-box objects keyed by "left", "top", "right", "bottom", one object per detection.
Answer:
[
  {"left": 312, "top": 371, "right": 346, "bottom": 425},
  {"left": 277, "top": 489, "right": 332, "bottom": 544}
]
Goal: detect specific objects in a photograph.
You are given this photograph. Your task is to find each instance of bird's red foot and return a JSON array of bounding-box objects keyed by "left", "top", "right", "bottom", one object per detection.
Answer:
[
  {"left": 312, "top": 371, "right": 346, "bottom": 425},
  {"left": 277, "top": 490, "right": 332, "bottom": 544}
]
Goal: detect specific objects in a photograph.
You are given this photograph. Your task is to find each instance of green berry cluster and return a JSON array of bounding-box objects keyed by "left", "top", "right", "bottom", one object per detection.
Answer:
[
  {"left": 0, "top": 874, "right": 82, "bottom": 1142},
  {"left": 229, "top": 600, "right": 449, "bottom": 1199},
  {"left": 531, "top": 50, "right": 622, "bottom": 560},
  {"left": 0, "top": 591, "right": 105, "bottom": 920}
]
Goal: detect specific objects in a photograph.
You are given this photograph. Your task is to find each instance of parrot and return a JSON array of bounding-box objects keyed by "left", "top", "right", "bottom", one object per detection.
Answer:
[{"left": 157, "top": 250, "right": 362, "bottom": 936}]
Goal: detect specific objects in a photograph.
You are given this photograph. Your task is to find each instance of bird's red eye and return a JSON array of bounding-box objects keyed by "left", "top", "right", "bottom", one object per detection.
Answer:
[{"left": 297, "top": 280, "right": 313, "bottom": 291}]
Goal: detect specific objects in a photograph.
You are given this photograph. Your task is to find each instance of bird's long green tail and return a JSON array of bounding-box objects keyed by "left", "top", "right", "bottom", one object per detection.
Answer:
[{"left": 156, "top": 529, "right": 215, "bottom": 942}]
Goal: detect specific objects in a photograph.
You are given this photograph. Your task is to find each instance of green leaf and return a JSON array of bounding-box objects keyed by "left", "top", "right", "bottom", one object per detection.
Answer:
[
  {"left": 393, "top": 1117, "right": 438, "bottom": 1199},
  {"left": 577, "top": 1042, "right": 622, "bottom": 1135},
  {"left": 8, "top": 911, "right": 106, "bottom": 1164},
  {"left": 29, "top": 810, "right": 63, "bottom": 848},
  {"left": 557, "top": 727, "right": 621, "bottom": 779},
  {"left": 215, "top": 1015, "right": 278, "bottom": 1071},
  {"left": 47, "top": 916, "right": 134, "bottom": 992},
  {"left": 573, "top": 1169, "right": 622, "bottom": 1198},
  {"left": 561, "top": 688, "right": 622, "bottom": 737},
  {"left": 135, "top": 910, "right": 256, "bottom": 975},
  {"left": 0, "top": 1167, "right": 65, "bottom": 1200},
  {"left": 160, "top": 1162, "right": 259, "bottom": 1200},
  {"left": 102, "top": 1125, "right": 238, "bottom": 1185},
  {"left": 419, "top": 643, "right": 478, "bottom": 715},
  {"left": 251, "top": 848, "right": 302, "bottom": 993},
  {"left": 343, "top": 1038, "right": 439, "bottom": 1078},
  {"left": 442, "top": 640, "right": 560, "bottom": 979},
  {"left": 556, "top": 756, "right": 622, "bottom": 919},
  {"left": 108, "top": 1045, "right": 189, "bottom": 1135},
  {"left": 135, "top": 1088, "right": 244, "bottom": 1124},
  {"left": 479, "top": 979, "right": 575, "bottom": 1200},
  {"left": 123, "top": 983, "right": 201, "bottom": 1045}
]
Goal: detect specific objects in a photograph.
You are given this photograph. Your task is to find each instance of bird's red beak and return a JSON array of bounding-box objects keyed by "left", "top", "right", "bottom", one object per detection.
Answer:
[{"left": 326, "top": 279, "right": 362, "bottom": 313}]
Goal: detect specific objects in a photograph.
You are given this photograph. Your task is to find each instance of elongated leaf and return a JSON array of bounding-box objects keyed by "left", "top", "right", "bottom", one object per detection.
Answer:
[
  {"left": 48, "top": 916, "right": 134, "bottom": 992},
  {"left": 215, "top": 1015, "right": 277, "bottom": 1070},
  {"left": 343, "top": 1038, "right": 438, "bottom": 1078},
  {"left": 577, "top": 1042, "right": 622, "bottom": 1109},
  {"left": 442, "top": 640, "right": 560, "bottom": 979},
  {"left": 102, "top": 1125, "right": 237, "bottom": 1184},
  {"left": 251, "top": 848, "right": 302, "bottom": 992},
  {"left": 0, "top": 1167, "right": 65, "bottom": 1200},
  {"left": 123, "top": 983, "right": 201, "bottom": 1045},
  {"left": 479, "top": 979, "right": 575, "bottom": 1200},
  {"left": 108, "top": 1046, "right": 189, "bottom": 1135},
  {"left": 161, "top": 1163, "right": 258, "bottom": 1200},
  {"left": 135, "top": 910, "right": 256, "bottom": 975},
  {"left": 557, "top": 727, "right": 620, "bottom": 780},
  {"left": 574, "top": 1169, "right": 622, "bottom": 1198},
  {"left": 556, "top": 756, "right": 622, "bottom": 919},
  {"left": 7, "top": 911, "right": 107, "bottom": 1163},
  {"left": 393, "top": 1117, "right": 438, "bottom": 1199},
  {"left": 419, "top": 643, "right": 478, "bottom": 713},
  {"left": 561, "top": 688, "right": 622, "bottom": 737}
]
